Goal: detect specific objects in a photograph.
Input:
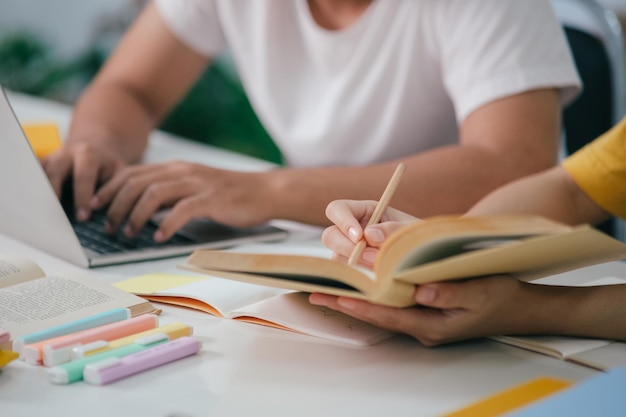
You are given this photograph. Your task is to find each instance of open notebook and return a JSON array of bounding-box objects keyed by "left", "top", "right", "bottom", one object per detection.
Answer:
[{"left": 0, "top": 87, "right": 287, "bottom": 267}]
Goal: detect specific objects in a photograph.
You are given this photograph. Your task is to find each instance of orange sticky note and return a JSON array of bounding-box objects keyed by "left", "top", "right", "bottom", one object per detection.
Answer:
[
  {"left": 442, "top": 377, "right": 572, "bottom": 417},
  {"left": 21, "top": 123, "right": 62, "bottom": 158}
]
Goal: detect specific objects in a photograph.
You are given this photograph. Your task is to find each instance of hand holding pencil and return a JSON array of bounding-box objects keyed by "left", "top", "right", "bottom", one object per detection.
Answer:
[
  {"left": 323, "top": 164, "right": 414, "bottom": 267},
  {"left": 347, "top": 163, "right": 406, "bottom": 266},
  {"left": 323, "top": 162, "right": 417, "bottom": 267}
]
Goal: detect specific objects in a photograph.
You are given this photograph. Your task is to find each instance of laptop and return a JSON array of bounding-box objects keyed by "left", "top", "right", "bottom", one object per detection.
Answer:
[{"left": 0, "top": 87, "right": 288, "bottom": 267}]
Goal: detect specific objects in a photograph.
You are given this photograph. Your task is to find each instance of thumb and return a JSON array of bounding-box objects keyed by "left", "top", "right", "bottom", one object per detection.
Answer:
[{"left": 414, "top": 283, "right": 468, "bottom": 309}]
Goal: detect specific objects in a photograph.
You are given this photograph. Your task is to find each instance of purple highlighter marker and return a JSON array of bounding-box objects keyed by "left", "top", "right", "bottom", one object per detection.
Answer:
[{"left": 82, "top": 336, "right": 201, "bottom": 385}]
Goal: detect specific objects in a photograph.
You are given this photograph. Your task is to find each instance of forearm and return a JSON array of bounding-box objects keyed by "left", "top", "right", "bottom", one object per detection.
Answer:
[
  {"left": 263, "top": 144, "right": 551, "bottom": 225},
  {"left": 467, "top": 166, "right": 610, "bottom": 225},
  {"left": 524, "top": 283, "right": 626, "bottom": 341},
  {"left": 67, "top": 1, "right": 210, "bottom": 164},
  {"left": 67, "top": 81, "right": 155, "bottom": 164}
]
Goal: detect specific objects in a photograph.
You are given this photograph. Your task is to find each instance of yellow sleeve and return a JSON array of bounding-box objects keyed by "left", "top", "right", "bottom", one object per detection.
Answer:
[{"left": 562, "top": 117, "right": 626, "bottom": 219}]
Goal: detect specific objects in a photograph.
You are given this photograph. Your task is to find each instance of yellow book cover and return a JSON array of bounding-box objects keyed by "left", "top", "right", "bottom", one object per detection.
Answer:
[{"left": 181, "top": 215, "right": 626, "bottom": 307}]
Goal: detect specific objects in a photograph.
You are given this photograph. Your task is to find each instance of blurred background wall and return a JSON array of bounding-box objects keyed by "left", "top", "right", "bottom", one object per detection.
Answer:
[
  {"left": 0, "top": 0, "right": 141, "bottom": 101},
  {"left": 0, "top": 0, "right": 281, "bottom": 163}
]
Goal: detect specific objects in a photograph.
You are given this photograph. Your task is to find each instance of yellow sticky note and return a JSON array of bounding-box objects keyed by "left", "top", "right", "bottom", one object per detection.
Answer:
[
  {"left": 21, "top": 123, "right": 62, "bottom": 158},
  {"left": 442, "top": 377, "right": 572, "bottom": 417},
  {"left": 114, "top": 273, "right": 208, "bottom": 294}
]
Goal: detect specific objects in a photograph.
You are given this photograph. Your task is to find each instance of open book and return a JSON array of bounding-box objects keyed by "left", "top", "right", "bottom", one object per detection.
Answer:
[
  {"left": 0, "top": 254, "right": 156, "bottom": 350},
  {"left": 114, "top": 272, "right": 394, "bottom": 346},
  {"left": 179, "top": 215, "right": 626, "bottom": 307}
]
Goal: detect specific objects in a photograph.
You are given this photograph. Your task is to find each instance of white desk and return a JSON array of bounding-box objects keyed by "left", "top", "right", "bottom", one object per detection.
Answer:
[{"left": 2, "top": 91, "right": 624, "bottom": 417}]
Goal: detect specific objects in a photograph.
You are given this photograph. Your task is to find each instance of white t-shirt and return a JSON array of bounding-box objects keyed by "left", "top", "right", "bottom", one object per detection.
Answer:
[{"left": 155, "top": 0, "right": 581, "bottom": 167}]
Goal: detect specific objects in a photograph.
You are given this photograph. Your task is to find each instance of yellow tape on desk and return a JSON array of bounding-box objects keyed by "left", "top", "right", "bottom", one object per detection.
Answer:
[{"left": 442, "top": 377, "right": 572, "bottom": 417}]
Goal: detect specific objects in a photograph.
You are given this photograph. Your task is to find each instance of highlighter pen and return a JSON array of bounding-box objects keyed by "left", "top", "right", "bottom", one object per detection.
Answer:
[
  {"left": 41, "top": 314, "right": 159, "bottom": 367},
  {"left": 22, "top": 314, "right": 158, "bottom": 366},
  {"left": 0, "top": 327, "right": 9, "bottom": 345},
  {"left": 14, "top": 308, "right": 131, "bottom": 357},
  {"left": 47, "top": 333, "right": 170, "bottom": 384},
  {"left": 71, "top": 322, "right": 192, "bottom": 359},
  {"left": 0, "top": 328, "right": 17, "bottom": 367},
  {"left": 83, "top": 336, "right": 202, "bottom": 385},
  {"left": 0, "top": 350, "right": 19, "bottom": 368}
]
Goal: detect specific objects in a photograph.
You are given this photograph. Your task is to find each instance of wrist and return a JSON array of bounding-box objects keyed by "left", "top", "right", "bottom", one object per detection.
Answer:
[
  {"left": 520, "top": 283, "right": 588, "bottom": 336},
  {"left": 260, "top": 167, "right": 330, "bottom": 225},
  {"left": 261, "top": 168, "right": 296, "bottom": 220},
  {"left": 66, "top": 128, "right": 140, "bottom": 164}
]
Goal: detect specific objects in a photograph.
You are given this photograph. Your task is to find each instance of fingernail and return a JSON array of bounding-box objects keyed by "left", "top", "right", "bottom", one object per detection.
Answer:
[
  {"left": 416, "top": 286, "right": 436, "bottom": 304},
  {"left": 336, "top": 297, "right": 358, "bottom": 310},
  {"left": 308, "top": 293, "right": 325, "bottom": 306},
  {"left": 76, "top": 208, "right": 88, "bottom": 222},
  {"left": 365, "top": 227, "right": 384, "bottom": 244},
  {"left": 123, "top": 224, "right": 134, "bottom": 237},
  {"left": 154, "top": 230, "right": 164, "bottom": 242},
  {"left": 90, "top": 196, "right": 100, "bottom": 209},
  {"left": 348, "top": 226, "right": 360, "bottom": 242}
]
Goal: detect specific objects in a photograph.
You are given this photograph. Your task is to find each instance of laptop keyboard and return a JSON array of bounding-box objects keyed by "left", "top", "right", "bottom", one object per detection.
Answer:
[{"left": 71, "top": 211, "right": 194, "bottom": 254}]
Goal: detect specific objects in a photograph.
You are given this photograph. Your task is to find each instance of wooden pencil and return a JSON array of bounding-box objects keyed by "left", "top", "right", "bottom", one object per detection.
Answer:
[{"left": 347, "top": 163, "right": 406, "bottom": 267}]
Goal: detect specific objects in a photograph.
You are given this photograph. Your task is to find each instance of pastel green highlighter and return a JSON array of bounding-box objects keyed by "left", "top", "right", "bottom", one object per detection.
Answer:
[{"left": 47, "top": 333, "right": 171, "bottom": 384}]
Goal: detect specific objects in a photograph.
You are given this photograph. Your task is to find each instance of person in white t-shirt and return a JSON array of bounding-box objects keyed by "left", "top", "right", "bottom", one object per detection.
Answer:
[{"left": 42, "top": 0, "right": 581, "bottom": 242}]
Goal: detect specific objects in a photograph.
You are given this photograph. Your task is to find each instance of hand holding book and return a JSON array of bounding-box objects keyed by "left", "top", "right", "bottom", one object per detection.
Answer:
[
  {"left": 310, "top": 272, "right": 615, "bottom": 348},
  {"left": 182, "top": 214, "right": 626, "bottom": 307},
  {"left": 309, "top": 192, "right": 626, "bottom": 348},
  {"left": 181, "top": 212, "right": 626, "bottom": 353}
]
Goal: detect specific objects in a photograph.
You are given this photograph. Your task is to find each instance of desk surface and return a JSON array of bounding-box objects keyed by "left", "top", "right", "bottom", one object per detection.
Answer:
[{"left": 2, "top": 91, "right": 624, "bottom": 417}]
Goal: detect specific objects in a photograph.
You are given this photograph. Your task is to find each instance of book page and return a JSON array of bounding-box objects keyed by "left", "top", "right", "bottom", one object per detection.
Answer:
[
  {"left": 567, "top": 342, "right": 626, "bottom": 371},
  {"left": 115, "top": 273, "right": 393, "bottom": 346},
  {"left": 0, "top": 253, "right": 45, "bottom": 289},
  {"left": 490, "top": 335, "right": 611, "bottom": 359},
  {"left": 228, "top": 292, "right": 395, "bottom": 346},
  {"left": 0, "top": 271, "right": 150, "bottom": 340},
  {"left": 115, "top": 273, "right": 287, "bottom": 317}
]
